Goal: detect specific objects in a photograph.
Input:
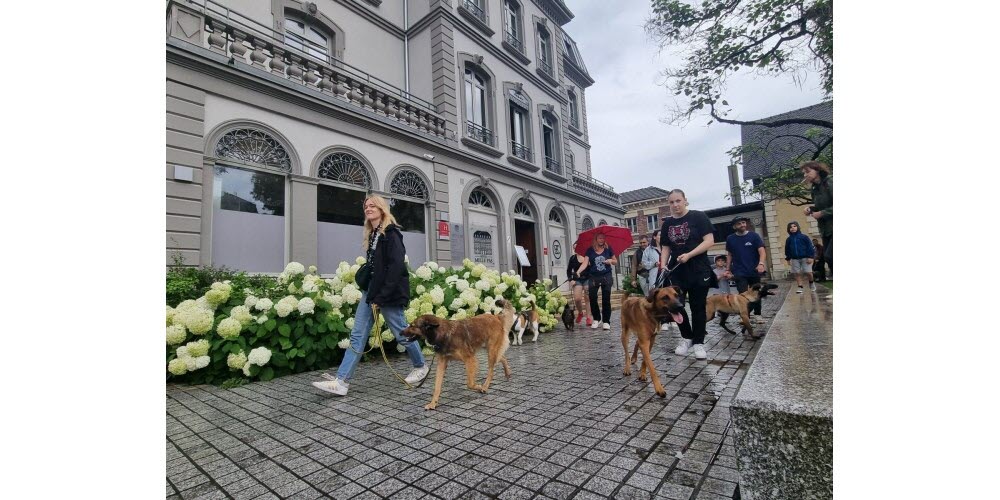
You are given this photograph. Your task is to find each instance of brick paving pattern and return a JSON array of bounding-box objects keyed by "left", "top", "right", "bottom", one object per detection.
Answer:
[{"left": 167, "top": 285, "right": 792, "bottom": 499}]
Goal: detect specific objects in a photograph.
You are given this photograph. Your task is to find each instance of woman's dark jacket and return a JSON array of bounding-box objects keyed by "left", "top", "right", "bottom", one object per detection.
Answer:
[
  {"left": 366, "top": 224, "right": 410, "bottom": 308},
  {"left": 809, "top": 176, "right": 833, "bottom": 237}
]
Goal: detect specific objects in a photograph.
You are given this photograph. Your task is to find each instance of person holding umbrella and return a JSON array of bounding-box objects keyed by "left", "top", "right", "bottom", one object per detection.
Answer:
[
  {"left": 573, "top": 225, "right": 631, "bottom": 331},
  {"left": 658, "top": 189, "right": 715, "bottom": 360}
]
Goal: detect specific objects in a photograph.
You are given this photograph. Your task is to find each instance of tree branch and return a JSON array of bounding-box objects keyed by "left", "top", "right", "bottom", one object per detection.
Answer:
[{"left": 710, "top": 102, "right": 833, "bottom": 128}]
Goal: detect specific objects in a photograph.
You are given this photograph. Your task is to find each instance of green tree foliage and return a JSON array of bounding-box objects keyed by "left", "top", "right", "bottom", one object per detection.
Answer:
[
  {"left": 646, "top": 0, "right": 833, "bottom": 127},
  {"left": 726, "top": 127, "right": 833, "bottom": 206}
]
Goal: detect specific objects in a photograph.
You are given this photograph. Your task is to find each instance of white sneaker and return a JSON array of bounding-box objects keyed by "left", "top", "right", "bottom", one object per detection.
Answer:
[
  {"left": 692, "top": 344, "right": 707, "bottom": 360},
  {"left": 312, "top": 377, "right": 349, "bottom": 396},
  {"left": 405, "top": 365, "right": 430, "bottom": 384},
  {"left": 591, "top": 321, "right": 601, "bottom": 329},
  {"left": 810, "top": 283, "right": 817, "bottom": 291},
  {"left": 675, "top": 339, "right": 692, "bottom": 356},
  {"left": 602, "top": 322, "right": 611, "bottom": 330},
  {"left": 660, "top": 323, "right": 670, "bottom": 331},
  {"left": 796, "top": 287, "right": 804, "bottom": 294}
]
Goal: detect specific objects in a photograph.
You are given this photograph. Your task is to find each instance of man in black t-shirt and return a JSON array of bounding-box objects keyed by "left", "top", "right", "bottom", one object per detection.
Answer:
[{"left": 658, "top": 189, "right": 715, "bottom": 360}]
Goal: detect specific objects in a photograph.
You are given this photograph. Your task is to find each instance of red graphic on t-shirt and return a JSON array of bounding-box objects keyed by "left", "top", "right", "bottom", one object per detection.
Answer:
[{"left": 667, "top": 222, "right": 690, "bottom": 246}]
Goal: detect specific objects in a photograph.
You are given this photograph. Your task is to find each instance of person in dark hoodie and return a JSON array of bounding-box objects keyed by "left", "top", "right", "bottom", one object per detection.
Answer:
[
  {"left": 312, "top": 194, "right": 428, "bottom": 396},
  {"left": 784, "top": 221, "right": 816, "bottom": 293},
  {"left": 801, "top": 161, "right": 833, "bottom": 274}
]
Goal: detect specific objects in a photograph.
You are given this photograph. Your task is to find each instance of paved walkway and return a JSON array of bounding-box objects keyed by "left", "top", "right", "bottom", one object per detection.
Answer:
[{"left": 167, "top": 284, "right": 796, "bottom": 499}]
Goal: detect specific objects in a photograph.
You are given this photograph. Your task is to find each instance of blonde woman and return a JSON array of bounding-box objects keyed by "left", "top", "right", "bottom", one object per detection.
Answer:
[{"left": 312, "top": 195, "right": 429, "bottom": 396}]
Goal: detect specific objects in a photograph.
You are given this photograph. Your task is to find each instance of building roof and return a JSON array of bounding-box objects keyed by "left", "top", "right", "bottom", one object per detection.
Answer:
[
  {"left": 740, "top": 101, "right": 832, "bottom": 180},
  {"left": 620, "top": 187, "right": 670, "bottom": 205},
  {"left": 703, "top": 200, "right": 764, "bottom": 219},
  {"left": 560, "top": 32, "right": 594, "bottom": 87}
]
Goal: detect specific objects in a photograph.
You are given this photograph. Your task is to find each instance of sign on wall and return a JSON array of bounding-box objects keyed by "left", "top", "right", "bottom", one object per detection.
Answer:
[{"left": 449, "top": 223, "right": 465, "bottom": 262}]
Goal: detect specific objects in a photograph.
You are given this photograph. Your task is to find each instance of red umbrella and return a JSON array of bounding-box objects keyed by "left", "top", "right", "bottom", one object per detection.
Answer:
[{"left": 573, "top": 225, "right": 634, "bottom": 258}]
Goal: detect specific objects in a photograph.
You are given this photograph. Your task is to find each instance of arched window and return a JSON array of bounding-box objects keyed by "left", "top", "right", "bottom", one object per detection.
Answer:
[
  {"left": 389, "top": 169, "right": 429, "bottom": 200},
  {"left": 598, "top": 219, "right": 608, "bottom": 226},
  {"left": 537, "top": 25, "right": 553, "bottom": 75},
  {"left": 469, "top": 189, "right": 494, "bottom": 209},
  {"left": 214, "top": 128, "right": 292, "bottom": 171},
  {"left": 514, "top": 200, "right": 532, "bottom": 218},
  {"left": 568, "top": 89, "right": 580, "bottom": 129},
  {"left": 581, "top": 216, "right": 594, "bottom": 230},
  {"left": 548, "top": 209, "right": 563, "bottom": 224},
  {"left": 317, "top": 151, "right": 372, "bottom": 189},
  {"left": 464, "top": 65, "right": 494, "bottom": 146}
]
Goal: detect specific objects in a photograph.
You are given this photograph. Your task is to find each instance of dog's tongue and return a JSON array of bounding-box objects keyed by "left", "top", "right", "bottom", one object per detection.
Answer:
[{"left": 671, "top": 311, "right": 684, "bottom": 324}]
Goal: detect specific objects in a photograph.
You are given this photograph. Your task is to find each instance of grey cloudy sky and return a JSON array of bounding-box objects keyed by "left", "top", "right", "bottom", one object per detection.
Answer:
[{"left": 563, "top": 0, "right": 827, "bottom": 211}]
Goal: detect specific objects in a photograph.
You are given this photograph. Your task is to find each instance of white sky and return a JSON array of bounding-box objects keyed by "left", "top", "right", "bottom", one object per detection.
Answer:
[{"left": 564, "top": 0, "right": 827, "bottom": 210}]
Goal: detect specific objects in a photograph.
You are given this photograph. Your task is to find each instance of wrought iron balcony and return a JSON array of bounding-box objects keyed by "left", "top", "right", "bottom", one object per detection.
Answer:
[
  {"left": 570, "top": 170, "right": 621, "bottom": 206},
  {"left": 166, "top": 0, "right": 447, "bottom": 139},
  {"left": 510, "top": 141, "right": 532, "bottom": 161},
  {"left": 463, "top": 0, "right": 488, "bottom": 24},
  {"left": 545, "top": 156, "right": 562, "bottom": 175},
  {"left": 504, "top": 31, "right": 523, "bottom": 52},
  {"left": 538, "top": 57, "right": 553, "bottom": 76},
  {"left": 466, "top": 121, "right": 494, "bottom": 146}
]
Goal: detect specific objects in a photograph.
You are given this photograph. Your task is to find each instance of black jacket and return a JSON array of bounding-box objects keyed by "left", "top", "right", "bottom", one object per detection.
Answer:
[{"left": 366, "top": 224, "right": 410, "bottom": 308}]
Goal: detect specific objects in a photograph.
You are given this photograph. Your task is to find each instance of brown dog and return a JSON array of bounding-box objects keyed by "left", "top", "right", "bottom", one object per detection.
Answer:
[
  {"left": 705, "top": 283, "right": 779, "bottom": 339},
  {"left": 620, "top": 286, "right": 688, "bottom": 398},
  {"left": 401, "top": 300, "right": 515, "bottom": 410}
]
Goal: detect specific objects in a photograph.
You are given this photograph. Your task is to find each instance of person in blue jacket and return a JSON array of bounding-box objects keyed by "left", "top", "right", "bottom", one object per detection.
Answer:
[{"left": 784, "top": 221, "right": 816, "bottom": 293}]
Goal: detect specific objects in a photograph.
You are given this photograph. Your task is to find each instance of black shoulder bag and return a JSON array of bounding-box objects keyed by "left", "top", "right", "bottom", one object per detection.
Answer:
[{"left": 355, "top": 233, "right": 378, "bottom": 290}]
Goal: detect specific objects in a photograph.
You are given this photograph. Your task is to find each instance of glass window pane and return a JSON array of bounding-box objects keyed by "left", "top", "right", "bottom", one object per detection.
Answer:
[
  {"left": 392, "top": 199, "right": 425, "bottom": 233},
  {"left": 317, "top": 184, "right": 366, "bottom": 225},
  {"left": 214, "top": 165, "right": 285, "bottom": 216},
  {"left": 465, "top": 78, "right": 474, "bottom": 122}
]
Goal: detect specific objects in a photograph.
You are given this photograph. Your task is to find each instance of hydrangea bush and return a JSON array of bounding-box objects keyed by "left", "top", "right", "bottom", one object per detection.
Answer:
[{"left": 166, "top": 258, "right": 568, "bottom": 384}]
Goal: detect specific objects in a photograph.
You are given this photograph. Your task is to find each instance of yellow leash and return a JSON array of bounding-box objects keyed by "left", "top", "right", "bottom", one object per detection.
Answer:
[{"left": 349, "top": 304, "right": 433, "bottom": 389}]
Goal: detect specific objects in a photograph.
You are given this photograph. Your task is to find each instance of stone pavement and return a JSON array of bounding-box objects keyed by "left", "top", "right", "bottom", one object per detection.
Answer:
[{"left": 167, "top": 284, "right": 795, "bottom": 499}]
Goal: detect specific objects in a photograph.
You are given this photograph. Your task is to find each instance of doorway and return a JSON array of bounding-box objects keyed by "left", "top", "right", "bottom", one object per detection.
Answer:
[{"left": 514, "top": 219, "right": 537, "bottom": 284}]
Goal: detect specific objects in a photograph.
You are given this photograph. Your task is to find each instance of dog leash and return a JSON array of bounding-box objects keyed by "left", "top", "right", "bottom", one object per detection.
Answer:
[{"left": 342, "top": 304, "right": 434, "bottom": 389}]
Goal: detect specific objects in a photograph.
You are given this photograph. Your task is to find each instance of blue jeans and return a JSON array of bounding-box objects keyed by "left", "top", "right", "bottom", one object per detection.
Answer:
[{"left": 335, "top": 292, "right": 425, "bottom": 382}]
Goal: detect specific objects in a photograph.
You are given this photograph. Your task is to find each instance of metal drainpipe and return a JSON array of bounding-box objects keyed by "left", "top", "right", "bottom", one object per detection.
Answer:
[{"left": 404, "top": 0, "right": 410, "bottom": 96}]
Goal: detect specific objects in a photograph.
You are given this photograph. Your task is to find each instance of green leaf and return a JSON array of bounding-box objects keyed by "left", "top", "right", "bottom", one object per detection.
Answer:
[
  {"left": 288, "top": 348, "right": 298, "bottom": 358},
  {"left": 279, "top": 337, "right": 292, "bottom": 350},
  {"left": 304, "top": 352, "right": 317, "bottom": 366},
  {"left": 317, "top": 323, "right": 327, "bottom": 333},
  {"left": 265, "top": 319, "right": 277, "bottom": 332},
  {"left": 271, "top": 352, "right": 288, "bottom": 367},
  {"left": 305, "top": 318, "right": 313, "bottom": 326},
  {"left": 278, "top": 324, "right": 291, "bottom": 337},
  {"left": 260, "top": 367, "right": 274, "bottom": 381}
]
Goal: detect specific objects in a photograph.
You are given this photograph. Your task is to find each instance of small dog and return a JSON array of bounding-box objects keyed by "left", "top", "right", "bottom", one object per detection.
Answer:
[
  {"left": 705, "top": 283, "right": 779, "bottom": 338},
  {"left": 561, "top": 304, "right": 575, "bottom": 331},
  {"left": 401, "top": 299, "right": 516, "bottom": 410},
  {"left": 620, "top": 286, "right": 688, "bottom": 398},
  {"left": 511, "top": 303, "right": 541, "bottom": 345}
]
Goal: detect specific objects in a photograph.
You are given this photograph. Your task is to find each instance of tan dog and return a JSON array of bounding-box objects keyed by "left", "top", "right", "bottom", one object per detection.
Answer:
[
  {"left": 705, "top": 283, "right": 779, "bottom": 339},
  {"left": 620, "top": 286, "right": 688, "bottom": 398},
  {"left": 401, "top": 300, "right": 515, "bottom": 410}
]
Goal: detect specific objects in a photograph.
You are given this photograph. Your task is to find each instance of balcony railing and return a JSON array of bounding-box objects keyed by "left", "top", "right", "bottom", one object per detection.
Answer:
[
  {"left": 463, "top": 0, "right": 488, "bottom": 24},
  {"left": 570, "top": 170, "right": 621, "bottom": 206},
  {"left": 504, "top": 31, "right": 523, "bottom": 52},
  {"left": 166, "top": 0, "right": 447, "bottom": 139},
  {"left": 545, "top": 156, "right": 562, "bottom": 175},
  {"left": 510, "top": 141, "right": 532, "bottom": 161},
  {"left": 466, "top": 121, "right": 494, "bottom": 146},
  {"left": 538, "top": 57, "right": 553, "bottom": 76}
]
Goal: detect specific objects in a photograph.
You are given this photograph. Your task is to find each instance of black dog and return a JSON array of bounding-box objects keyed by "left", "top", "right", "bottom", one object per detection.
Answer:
[{"left": 561, "top": 305, "right": 575, "bottom": 331}]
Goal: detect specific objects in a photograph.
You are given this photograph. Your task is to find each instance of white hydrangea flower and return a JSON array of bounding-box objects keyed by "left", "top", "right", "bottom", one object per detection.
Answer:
[
  {"left": 247, "top": 347, "right": 272, "bottom": 366},
  {"left": 345, "top": 317, "right": 355, "bottom": 330},
  {"left": 301, "top": 279, "right": 318, "bottom": 294},
  {"left": 166, "top": 306, "right": 177, "bottom": 326},
  {"left": 338, "top": 338, "right": 351, "bottom": 349},
  {"left": 187, "top": 339, "right": 210, "bottom": 357},
  {"left": 166, "top": 325, "right": 186, "bottom": 345},
  {"left": 445, "top": 275, "right": 458, "bottom": 285},
  {"left": 285, "top": 262, "right": 306, "bottom": 275},
  {"left": 331, "top": 309, "right": 343, "bottom": 318},
  {"left": 381, "top": 330, "right": 394, "bottom": 343},
  {"left": 328, "top": 276, "right": 345, "bottom": 293},
  {"left": 217, "top": 317, "right": 242, "bottom": 340},
  {"left": 495, "top": 283, "right": 508, "bottom": 294},
  {"left": 256, "top": 315, "right": 268, "bottom": 324},
  {"left": 396, "top": 344, "right": 407, "bottom": 353},
  {"left": 341, "top": 284, "right": 362, "bottom": 305},
  {"left": 449, "top": 298, "right": 465, "bottom": 311},
  {"left": 475, "top": 279, "right": 492, "bottom": 292},
  {"left": 419, "top": 302, "right": 434, "bottom": 314},
  {"left": 168, "top": 358, "right": 187, "bottom": 376},
  {"left": 175, "top": 346, "right": 190, "bottom": 359},
  {"left": 422, "top": 346, "right": 435, "bottom": 356},
  {"left": 429, "top": 286, "right": 445, "bottom": 305},
  {"left": 463, "top": 258, "right": 474, "bottom": 269},
  {"left": 453, "top": 309, "right": 468, "bottom": 320},
  {"left": 254, "top": 298, "right": 273, "bottom": 312},
  {"left": 244, "top": 296, "right": 258, "bottom": 308},
  {"left": 427, "top": 261, "right": 439, "bottom": 271},
  {"left": 435, "top": 306, "right": 448, "bottom": 317},
  {"left": 287, "top": 283, "right": 299, "bottom": 294},
  {"left": 278, "top": 272, "right": 289, "bottom": 283},
  {"left": 356, "top": 256, "right": 367, "bottom": 266},
  {"left": 275, "top": 296, "right": 299, "bottom": 317},
  {"left": 298, "top": 297, "right": 316, "bottom": 315},
  {"left": 543, "top": 278, "right": 553, "bottom": 286},
  {"left": 195, "top": 296, "right": 214, "bottom": 310},
  {"left": 471, "top": 264, "right": 487, "bottom": 278},
  {"left": 193, "top": 355, "right": 210, "bottom": 370},
  {"left": 229, "top": 305, "right": 254, "bottom": 326},
  {"left": 405, "top": 308, "right": 418, "bottom": 323},
  {"left": 415, "top": 266, "right": 433, "bottom": 280},
  {"left": 368, "top": 336, "right": 379, "bottom": 348},
  {"left": 227, "top": 351, "right": 248, "bottom": 370},
  {"left": 416, "top": 285, "right": 426, "bottom": 295},
  {"left": 308, "top": 265, "right": 318, "bottom": 274},
  {"left": 463, "top": 272, "right": 471, "bottom": 279},
  {"left": 456, "top": 279, "right": 470, "bottom": 292},
  {"left": 176, "top": 306, "right": 214, "bottom": 335},
  {"left": 205, "top": 288, "right": 230, "bottom": 307},
  {"left": 242, "top": 363, "right": 253, "bottom": 376},
  {"left": 438, "top": 266, "right": 446, "bottom": 274}
]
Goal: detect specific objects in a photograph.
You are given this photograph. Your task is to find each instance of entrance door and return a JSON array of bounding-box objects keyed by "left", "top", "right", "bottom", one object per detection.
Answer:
[{"left": 514, "top": 219, "right": 537, "bottom": 284}]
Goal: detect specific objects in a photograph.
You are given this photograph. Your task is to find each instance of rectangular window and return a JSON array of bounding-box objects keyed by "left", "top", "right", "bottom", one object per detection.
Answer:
[
  {"left": 626, "top": 217, "right": 637, "bottom": 233},
  {"left": 646, "top": 214, "right": 658, "bottom": 229},
  {"left": 504, "top": 1, "right": 520, "bottom": 41},
  {"left": 542, "top": 115, "right": 554, "bottom": 159},
  {"left": 317, "top": 184, "right": 366, "bottom": 225},
  {"left": 214, "top": 165, "right": 284, "bottom": 216},
  {"left": 713, "top": 222, "right": 736, "bottom": 243},
  {"left": 539, "top": 30, "right": 552, "bottom": 73},
  {"left": 510, "top": 105, "right": 526, "bottom": 145},
  {"left": 464, "top": 69, "right": 487, "bottom": 127},
  {"left": 391, "top": 199, "right": 426, "bottom": 234}
]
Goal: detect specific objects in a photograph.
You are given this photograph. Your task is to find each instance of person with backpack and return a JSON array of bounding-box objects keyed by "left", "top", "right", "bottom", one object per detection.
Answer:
[{"left": 784, "top": 221, "right": 816, "bottom": 293}]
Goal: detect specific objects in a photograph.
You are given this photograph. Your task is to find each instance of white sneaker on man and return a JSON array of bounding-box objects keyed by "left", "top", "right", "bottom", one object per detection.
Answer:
[
  {"left": 796, "top": 287, "right": 804, "bottom": 294},
  {"left": 692, "top": 344, "right": 707, "bottom": 360},
  {"left": 312, "top": 377, "right": 349, "bottom": 396},
  {"left": 675, "top": 339, "right": 692, "bottom": 356},
  {"left": 810, "top": 283, "right": 817, "bottom": 291},
  {"left": 661, "top": 323, "right": 670, "bottom": 332},
  {"left": 591, "top": 321, "right": 601, "bottom": 329},
  {"left": 602, "top": 322, "right": 611, "bottom": 330},
  {"left": 405, "top": 365, "right": 430, "bottom": 384}
]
